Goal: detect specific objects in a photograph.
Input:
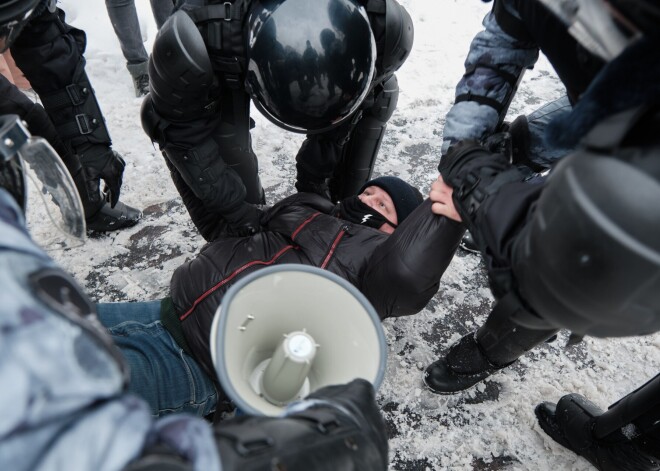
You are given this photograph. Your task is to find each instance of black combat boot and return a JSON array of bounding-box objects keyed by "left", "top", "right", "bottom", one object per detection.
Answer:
[
  {"left": 423, "top": 332, "right": 510, "bottom": 394},
  {"left": 85, "top": 199, "right": 142, "bottom": 232},
  {"left": 70, "top": 160, "right": 142, "bottom": 233},
  {"left": 536, "top": 394, "right": 660, "bottom": 471},
  {"left": 425, "top": 295, "right": 560, "bottom": 395}
]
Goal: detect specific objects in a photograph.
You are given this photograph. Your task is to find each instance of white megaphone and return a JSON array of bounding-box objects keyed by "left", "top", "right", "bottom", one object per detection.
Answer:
[{"left": 210, "top": 264, "right": 387, "bottom": 416}]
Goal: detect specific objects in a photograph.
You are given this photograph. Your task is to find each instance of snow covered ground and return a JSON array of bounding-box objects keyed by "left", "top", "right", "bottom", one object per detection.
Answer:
[{"left": 27, "top": 1, "right": 660, "bottom": 469}]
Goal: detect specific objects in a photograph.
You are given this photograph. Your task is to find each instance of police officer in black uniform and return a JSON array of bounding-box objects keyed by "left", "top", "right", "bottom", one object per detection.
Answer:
[
  {"left": 423, "top": 0, "right": 659, "bottom": 393},
  {"left": 141, "top": 0, "right": 413, "bottom": 241},
  {"left": 0, "top": 0, "right": 141, "bottom": 232},
  {"left": 423, "top": 0, "right": 660, "bottom": 469}
]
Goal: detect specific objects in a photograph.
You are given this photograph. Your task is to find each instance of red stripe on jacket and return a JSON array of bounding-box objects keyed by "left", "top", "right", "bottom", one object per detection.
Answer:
[
  {"left": 179, "top": 212, "right": 322, "bottom": 322},
  {"left": 179, "top": 245, "right": 295, "bottom": 321}
]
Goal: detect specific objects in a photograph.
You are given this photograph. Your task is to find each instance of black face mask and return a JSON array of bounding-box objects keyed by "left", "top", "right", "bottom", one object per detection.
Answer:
[{"left": 335, "top": 196, "right": 396, "bottom": 230}]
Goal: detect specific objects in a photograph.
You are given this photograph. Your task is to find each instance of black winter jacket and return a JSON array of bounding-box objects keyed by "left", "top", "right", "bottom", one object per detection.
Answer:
[{"left": 170, "top": 192, "right": 464, "bottom": 380}]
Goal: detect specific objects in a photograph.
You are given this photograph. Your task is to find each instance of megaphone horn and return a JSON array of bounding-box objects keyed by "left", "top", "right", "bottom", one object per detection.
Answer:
[{"left": 210, "top": 265, "right": 387, "bottom": 416}]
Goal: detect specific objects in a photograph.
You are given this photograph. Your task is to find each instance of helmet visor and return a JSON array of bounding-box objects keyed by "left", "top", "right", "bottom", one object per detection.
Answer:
[
  {"left": 20, "top": 137, "right": 86, "bottom": 245},
  {"left": 0, "top": 153, "right": 26, "bottom": 211},
  {"left": 246, "top": 0, "right": 376, "bottom": 134}
]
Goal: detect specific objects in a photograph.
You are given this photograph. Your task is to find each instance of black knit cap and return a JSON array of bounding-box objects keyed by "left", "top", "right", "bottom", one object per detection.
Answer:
[{"left": 359, "top": 176, "right": 423, "bottom": 224}]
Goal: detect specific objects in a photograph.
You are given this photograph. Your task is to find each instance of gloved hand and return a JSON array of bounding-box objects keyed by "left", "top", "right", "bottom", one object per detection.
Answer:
[
  {"left": 438, "top": 139, "right": 511, "bottom": 190},
  {"left": 82, "top": 149, "right": 126, "bottom": 208},
  {"left": 222, "top": 202, "right": 264, "bottom": 237},
  {"left": 306, "top": 378, "right": 389, "bottom": 454},
  {"left": 535, "top": 394, "right": 659, "bottom": 471},
  {"left": 481, "top": 130, "right": 513, "bottom": 158},
  {"left": 437, "top": 139, "right": 529, "bottom": 300},
  {"left": 481, "top": 116, "right": 546, "bottom": 173},
  {"left": 214, "top": 379, "right": 389, "bottom": 471},
  {"left": 437, "top": 139, "right": 521, "bottom": 227}
]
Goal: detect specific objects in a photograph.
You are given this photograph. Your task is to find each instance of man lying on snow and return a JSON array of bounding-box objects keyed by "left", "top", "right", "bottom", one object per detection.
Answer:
[
  {"left": 0, "top": 114, "right": 388, "bottom": 471},
  {"left": 96, "top": 176, "right": 465, "bottom": 417}
]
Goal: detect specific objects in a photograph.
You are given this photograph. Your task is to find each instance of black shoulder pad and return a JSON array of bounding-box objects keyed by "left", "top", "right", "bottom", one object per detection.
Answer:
[
  {"left": 149, "top": 10, "right": 214, "bottom": 120},
  {"left": 381, "top": 0, "right": 414, "bottom": 74}
]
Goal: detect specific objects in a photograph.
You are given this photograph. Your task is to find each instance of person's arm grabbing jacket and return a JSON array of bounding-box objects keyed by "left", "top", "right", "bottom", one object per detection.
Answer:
[
  {"left": 442, "top": 1, "right": 539, "bottom": 154},
  {"left": 359, "top": 200, "right": 465, "bottom": 319}
]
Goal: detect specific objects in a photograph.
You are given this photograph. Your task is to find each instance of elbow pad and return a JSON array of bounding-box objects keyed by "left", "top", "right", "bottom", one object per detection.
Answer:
[
  {"left": 367, "top": 0, "right": 414, "bottom": 78},
  {"left": 381, "top": 0, "right": 414, "bottom": 75},
  {"left": 149, "top": 10, "right": 214, "bottom": 121}
]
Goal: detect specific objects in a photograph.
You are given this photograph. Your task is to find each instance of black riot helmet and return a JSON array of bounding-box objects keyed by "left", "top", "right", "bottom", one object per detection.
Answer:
[
  {"left": 246, "top": 0, "right": 376, "bottom": 134},
  {"left": 0, "top": 0, "right": 40, "bottom": 52},
  {"left": 511, "top": 107, "right": 660, "bottom": 338}
]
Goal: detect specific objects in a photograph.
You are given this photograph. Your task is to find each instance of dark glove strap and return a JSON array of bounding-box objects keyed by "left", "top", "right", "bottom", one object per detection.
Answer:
[
  {"left": 123, "top": 444, "right": 192, "bottom": 471},
  {"left": 290, "top": 408, "right": 343, "bottom": 433},
  {"left": 215, "top": 423, "right": 275, "bottom": 456},
  {"left": 453, "top": 166, "right": 522, "bottom": 222},
  {"left": 215, "top": 407, "right": 385, "bottom": 471},
  {"left": 439, "top": 141, "right": 525, "bottom": 249}
]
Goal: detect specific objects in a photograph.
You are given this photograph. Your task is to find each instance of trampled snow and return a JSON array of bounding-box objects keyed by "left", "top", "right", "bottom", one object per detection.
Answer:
[{"left": 26, "top": 1, "right": 660, "bottom": 469}]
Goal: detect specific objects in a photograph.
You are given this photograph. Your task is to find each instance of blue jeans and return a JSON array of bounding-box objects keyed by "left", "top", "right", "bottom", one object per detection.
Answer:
[
  {"left": 105, "top": 0, "right": 175, "bottom": 65},
  {"left": 96, "top": 300, "right": 218, "bottom": 418}
]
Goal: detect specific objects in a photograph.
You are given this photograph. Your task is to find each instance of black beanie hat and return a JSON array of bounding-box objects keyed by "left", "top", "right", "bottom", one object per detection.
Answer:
[{"left": 359, "top": 176, "right": 423, "bottom": 223}]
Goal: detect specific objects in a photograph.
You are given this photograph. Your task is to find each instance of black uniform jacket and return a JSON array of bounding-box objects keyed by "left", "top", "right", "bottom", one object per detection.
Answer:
[{"left": 170, "top": 192, "right": 464, "bottom": 379}]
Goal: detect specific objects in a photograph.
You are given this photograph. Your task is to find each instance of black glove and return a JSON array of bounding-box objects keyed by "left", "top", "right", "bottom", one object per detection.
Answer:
[
  {"left": 536, "top": 394, "right": 660, "bottom": 471},
  {"left": 438, "top": 140, "right": 525, "bottom": 249},
  {"left": 481, "top": 130, "right": 514, "bottom": 158},
  {"left": 438, "top": 140, "right": 512, "bottom": 190},
  {"left": 306, "top": 378, "right": 389, "bottom": 461},
  {"left": 222, "top": 202, "right": 264, "bottom": 237},
  {"left": 214, "top": 379, "right": 388, "bottom": 471},
  {"left": 481, "top": 116, "right": 547, "bottom": 173},
  {"left": 82, "top": 149, "right": 126, "bottom": 208},
  {"left": 439, "top": 140, "right": 534, "bottom": 301}
]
